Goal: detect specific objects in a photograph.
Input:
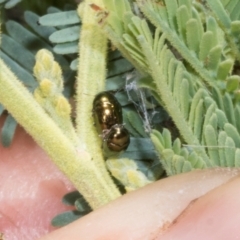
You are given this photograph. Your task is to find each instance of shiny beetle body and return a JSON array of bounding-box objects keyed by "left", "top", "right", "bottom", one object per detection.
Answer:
[
  {"left": 93, "top": 91, "right": 130, "bottom": 152},
  {"left": 104, "top": 124, "right": 130, "bottom": 152},
  {"left": 93, "top": 92, "right": 122, "bottom": 131}
]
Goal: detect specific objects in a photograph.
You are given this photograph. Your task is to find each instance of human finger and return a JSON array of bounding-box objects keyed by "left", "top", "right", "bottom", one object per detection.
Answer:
[{"left": 38, "top": 168, "right": 240, "bottom": 240}]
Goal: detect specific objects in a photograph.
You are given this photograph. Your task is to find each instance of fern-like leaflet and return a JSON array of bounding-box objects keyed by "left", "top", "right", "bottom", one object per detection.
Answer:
[{"left": 99, "top": 0, "right": 240, "bottom": 175}]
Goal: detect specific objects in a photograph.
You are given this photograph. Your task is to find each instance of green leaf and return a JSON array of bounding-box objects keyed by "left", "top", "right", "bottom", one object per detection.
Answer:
[
  {"left": 231, "top": 21, "right": 240, "bottom": 34},
  {"left": 218, "top": 131, "right": 227, "bottom": 167},
  {"left": 39, "top": 10, "right": 80, "bottom": 26},
  {"left": 70, "top": 58, "right": 78, "bottom": 71},
  {"left": 202, "top": 103, "right": 216, "bottom": 136},
  {"left": 122, "top": 34, "right": 145, "bottom": 63},
  {"left": 53, "top": 41, "right": 78, "bottom": 54},
  {"left": 123, "top": 111, "right": 140, "bottom": 137},
  {"left": 182, "top": 161, "right": 192, "bottom": 173},
  {"left": 188, "top": 89, "right": 206, "bottom": 128},
  {"left": 199, "top": 31, "right": 214, "bottom": 63},
  {"left": 62, "top": 191, "right": 82, "bottom": 206},
  {"left": 204, "top": 95, "right": 217, "bottom": 109},
  {"left": 161, "top": 149, "right": 175, "bottom": 175},
  {"left": 154, "top": 32, "right": 166, "bottom": 64},
  {"left": 107, "top": 13, "right": 125, "bottom": 36},
  {"left": 224, "top": 137, "right": 235, "bottom": 167},
  {"left": 3, "top": 0, "right": 21, "bottom": 9},
  {"left": 126, "top": 110, "right": 147, "bottom": 137},
  {"left": 107, "top": 58, "right": 133, "bottom": 77},
  {"left": 1, "top": 34, "right": 35, "bottom": 73},
  {"left": 221, "top": 0, "right": 231, "bottom": 7},
  {"left": 234, "top": 105, "right": 240, "bottom": 133},
  {"left": 49, "top": 26, "right": 80, "bottom": 43},
  {"left": 126, "top": 137, "right": 155, "bottom": 152},
  {"left": 234, "top": 148, "right": 240, "bottom": 167},
  {"left": 24, "top": 11, "right": 55, "bottom": 41},
  {"left": 162, "top": 128, "right": 172, "bottom": 149},
  {"left": 167, "top": 59, "right": 178, "bottom": 92},
  {"left": 212, "top": 87, "right": 225, "bottom": 110},
  {"left": 106, "top": 75, "right": 126, "bottom": 91},
  {"left": 102, "top": 0, "right": 115, "bottom": 12},
  {"left": 193, "top": 99, "right": 204, "bottom": 140},
  {"left": 23, "top": 12, "right": 74, "bottom": 82},
  {"left": 131, "top": 16, "right": 144, "bottom": 36},
  {"left": 180, "top": 78, "right": 190, "bottom": 120},
  {"left": 0, "top": 105, "right": 4, "bottom": 116},
  {"left": 51, "top": 210, "right": 85, "bottom": 227},
  {"left": 108, "top": 49, "right": 122, "bottom": 61},
  {"left": 223, "top": 93, "right": 236, "bottom": 126},
  {"left": 225, "top": 0, "right": 238, "bottom": 17},
  {"left": 205, "top": 0, "right": 231, "bottom": 29},
  {"left": 5, "top": 21, "right": 50, "bottom": 54},
  {"left": 172, "top": 138, "right": 182, "bottom": 155},
  {"left": 216, "top": 109, "right": 228, "bottom": 129},
  {"left": 204, "top": 124, "right": 219, "bottom": 166},
  {"left": 172, "top": 155, "right": 185, "bottom": 174},
  {"left": 165, "top": 0, "right": 178, "bottom": 31},
  {"left": 114, "top": 0, "right": 131, "bottom": 20},
  {"left": 230, "top": 1, "right": 240, "bottom": 21},
  {"left": 209, "top": 113, "right": 218, "bottom": 132},
  {"left": 179, "top": 147, "right": 189, "bottom": 159},
  {"left": 176, "top": 5, "right": 190, "bottom": 41},
  {"left": 0, "top": 51, "right": 37, "bottom": 91},
  {"left": 224, "top": 123, "right": 240, "bottom": 148},
  {"left": 188, "top": 151, "right": 202, "bottom": 168},
  {"left": 150, "top": 130, "right": 165, "bottom": 152},
  {"left": 75, "top": 197, "right": 92, "bottom": 212},
  {"left": 217, "top": 59, "right": 234, "bottom": 80},
  {"left": 207, "top": 45, "right": 222, "bottom": 71},
  {"left": 178, "top": 0, "right": 191, "bottom": 9},
  {"left": 140, "top": 19, "right": 154, "bottom": 47},
  {"left": 206, "top": 17, "right": 219, "bottom": 46},
  {"left": 136, "top": 0, "right": 218, "bottom": 87},
  {"left": 120, "top": 137, "right": 158, "bottom": 161},
  {"left": 1, "top": 115, "right": 17, "bottom": 147},
  {"left": 226, "top": 75, "right": 240, "bottom": 92},
  {"left": 156, "top": 3, "right": 168, "bottom": 22}
]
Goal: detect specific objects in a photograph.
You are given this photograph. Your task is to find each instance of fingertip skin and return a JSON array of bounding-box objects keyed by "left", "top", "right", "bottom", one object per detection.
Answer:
[
  {"left": 0, "top": 117, "right": 74, "bottom": 240},
  {"left": 39, "top": 168, "right": 240, "bottom": 240},
  {"left": 158, "top": 174, "right": 240, "bottom": 240}
]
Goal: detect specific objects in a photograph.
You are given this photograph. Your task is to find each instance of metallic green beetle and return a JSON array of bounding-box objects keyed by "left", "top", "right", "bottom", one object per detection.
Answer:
[{"left": 93, "top": 91, "right": 130, "bottom": 152}]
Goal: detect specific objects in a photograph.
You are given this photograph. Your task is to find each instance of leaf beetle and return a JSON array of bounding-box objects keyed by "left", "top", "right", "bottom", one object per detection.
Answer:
[{"left": 92, "top": 91, "right": 130, "bottom": 152}]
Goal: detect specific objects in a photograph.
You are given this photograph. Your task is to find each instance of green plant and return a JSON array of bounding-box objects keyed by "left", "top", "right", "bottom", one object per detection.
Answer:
[{"left": 1, "top": 0, "right": 240, "bottom": 225}]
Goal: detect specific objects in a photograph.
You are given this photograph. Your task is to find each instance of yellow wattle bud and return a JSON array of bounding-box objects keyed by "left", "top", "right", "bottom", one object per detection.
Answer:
[
  {"left": 34, "top": 49, "right": 64, "bottom": 90},
  {"left": 55, "top": 96, "right": 71, "bottom": 117},
  {"left": 126, "top": 169, "right": 151, "bottom": 190},
  {"left": 50, "top": 62, "right": 63, "bottom": 90},
  {"left": 39, "top": 78, "right": 53, "bottom": 97},
  {"left": 35, "top": 49, "right": 55, "bottom": 81},
  {"left": 35, "top": 49, "right": 54, "bottom": 69},
  {"left": 33, "top": 89, "right": 44, "bottom": 104},
  {"left": 33, "top": 63, "right": 45, "bottom": 82}
]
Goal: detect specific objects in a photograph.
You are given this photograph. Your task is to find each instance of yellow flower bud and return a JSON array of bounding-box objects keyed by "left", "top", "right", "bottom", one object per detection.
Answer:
[
  {"left": 35, "top": 49, "right": 54, "bottom": 64},
  {"left": 55, "top": 96, "right": 71, "bottom": 117},
  {"left": 50, "top": 62, "right": 63, "bottom": 90},
  {"left": 33, "top": 89, "right": 44, "bottom": 104},
  {"left": 33, "top": 63, "right": 45, "bottom": 82},
  {"left": 39, "top": 79, "right": 53, "bottom": 97}
]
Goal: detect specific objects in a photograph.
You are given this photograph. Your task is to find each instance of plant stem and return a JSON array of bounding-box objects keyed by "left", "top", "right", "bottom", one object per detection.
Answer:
[
  {"left": 75, "top": 1, "right": 121, "bottom": 198},
  {"left": 0, "top": 59, "right": 119, "bottom": 209}
]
